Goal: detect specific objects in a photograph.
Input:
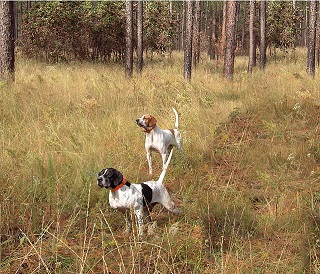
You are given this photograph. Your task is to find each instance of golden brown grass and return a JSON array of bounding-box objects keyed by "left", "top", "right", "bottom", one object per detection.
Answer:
[{"left": 1, "top": 49, "right": 320, "bottom": 273}]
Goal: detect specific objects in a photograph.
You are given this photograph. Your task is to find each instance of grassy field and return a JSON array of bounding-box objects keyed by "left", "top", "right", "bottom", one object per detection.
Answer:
[{"left": 1, "top": 50, "right": 320, "bottom": 273}]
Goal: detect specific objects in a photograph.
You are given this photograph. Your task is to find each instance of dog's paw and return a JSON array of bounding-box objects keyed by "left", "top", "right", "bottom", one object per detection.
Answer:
[{"left": 173, "top": 207, "right": 183, "bottom": 215}]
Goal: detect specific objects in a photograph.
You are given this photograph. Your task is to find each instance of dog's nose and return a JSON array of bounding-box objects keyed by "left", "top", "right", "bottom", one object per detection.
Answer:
[{"left": 135, "top": 119, "right": 139, "bottom": 124}]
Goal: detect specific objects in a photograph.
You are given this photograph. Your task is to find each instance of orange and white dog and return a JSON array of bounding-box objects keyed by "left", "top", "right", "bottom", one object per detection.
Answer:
[{"left": 136, "top": 108, "right": 183, "bottom": 175}]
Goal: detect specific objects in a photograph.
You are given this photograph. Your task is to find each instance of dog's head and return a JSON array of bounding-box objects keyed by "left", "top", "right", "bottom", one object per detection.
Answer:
[
  {"left": 136, "top": 114, "right": 157, "bottom": 131},
  {"left": 97, "top": 168, "right": 124, "bottom": 189}
]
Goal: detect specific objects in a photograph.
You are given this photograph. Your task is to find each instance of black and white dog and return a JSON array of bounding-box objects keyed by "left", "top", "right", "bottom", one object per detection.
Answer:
[{"left": 97, "top": 149, "right": 181, "bottom": 237}]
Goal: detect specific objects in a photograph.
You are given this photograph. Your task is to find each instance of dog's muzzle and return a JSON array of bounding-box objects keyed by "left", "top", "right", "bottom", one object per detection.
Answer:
[
  {"left": 97, "top": 177, "right": 104, "bottom": 188},
  {"left": 136, "top": 119, "right": 145, "bottom": 129}
]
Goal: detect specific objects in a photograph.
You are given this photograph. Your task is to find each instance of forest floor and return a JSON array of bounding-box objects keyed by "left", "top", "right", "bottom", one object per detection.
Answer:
[{"left": 1, "top": 50, "right": 320, "bottom": 273}]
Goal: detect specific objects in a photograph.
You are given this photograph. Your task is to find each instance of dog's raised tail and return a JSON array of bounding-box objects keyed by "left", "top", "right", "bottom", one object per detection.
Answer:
[
  {"left": 158, "top": 148, "right": 174, "bottom": 184},
  {"left": 172, "top": 107, "right": 179, "bottom": 129}
]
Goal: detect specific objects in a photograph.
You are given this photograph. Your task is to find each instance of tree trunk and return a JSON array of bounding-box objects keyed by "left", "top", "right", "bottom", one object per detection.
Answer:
[
  {"left": 169, "top": 1, "right": 173, "bottom": 57},
  {"left": 207, "top": 4, "right": 213, "bottom": 59},
  {"left": 125, "top": 1, "right": 133, "bottom": 78},
  {"left": 13, "top": 1, "right": 17, "bottom": 40},
  {"left": 260, "top": 0, "right": 266, "bottom": 70},
  {"left": 207, "top": 2, "right": 216, "bottom": 60},
  {"left": 181, "top": 2, "right": 186, "bottom": 52},
  {"left": 193, "top": 0, "right": 201, "bottom": 68},
  {"left": 223, "top": 1, "right": 237, "bottom": 80},
  {"left": 241, "top": 2, "right": 247, "bottom": 55},
  {"left": 316, "top": 1, "right": 320, "bottom": 67},
  {"left": 137, "top": 1, "right": 143, "bottom": 74},
  {"left": 306, "top": 0, "right": 317, "bottom": 77},
  {"left": 304, "top": 5, "right": 308, "bottom": 47},
  {"left": 219, "top": 1, "right": 227, "bottom": 61},
  {"left": 176, "top": 7, "right": 181, "bottom": 51},
  {"left": 0, "top": 1, "right": 15, "bottom": 82},
  {"left": 248, "top": 0, "right": 255, "bottom": 74},
  {"left": 184, "top": 0, "right": 193, "bottom": 81}
]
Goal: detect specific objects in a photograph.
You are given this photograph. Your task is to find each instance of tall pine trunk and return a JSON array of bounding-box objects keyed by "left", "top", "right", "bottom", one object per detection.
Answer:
[
  {"left": 137, "top": 1, "right": 143, "bottom": 74},
  {"left": 241, "top": 2, "right": 247, "bottom": 55},
  {"left": 125, "top": 1, "right": 133, "bottom": 78},
  {"left": 223, "top": 1, "right": 237, "bottom": 80},
  {"left": 207, "top": 2, "right": 216, "bottom": 60},
  {"left": 219, "top": 1, "right": 227, "bottom": 62},
  {"left": 0, "top": 1, "right": 15, "bottom": 82},
  {"left": 317, "top": 1, "right": 320, "bottom": 66},
  {"left": 306, "top": 0, "right": 317, "bottom": 77},
  {"left": 193, "top": 0, "right": 201, "bottom": 68},
  {"left": 260, "top": 0, "right": 266, "bottom": 70},
  {"left": 184, "top": 0, "right": 193, "bottom": 81},
  {"left": 248, "top": 0, "right": 255, "bottom": 74}
]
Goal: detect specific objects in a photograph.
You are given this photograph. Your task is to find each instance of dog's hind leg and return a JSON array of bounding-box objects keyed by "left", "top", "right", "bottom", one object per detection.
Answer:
[
  {"left": 146, "top": 150, "right": 153, "bottom": 175},
  {"left": 161, "top": 153, "right": 168, "bottom": 170}
]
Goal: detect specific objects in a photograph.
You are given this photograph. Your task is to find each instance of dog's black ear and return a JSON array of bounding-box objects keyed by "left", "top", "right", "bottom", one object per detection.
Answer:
[{"left": 107, "top": 168, "right": 124, "bottom": 188}]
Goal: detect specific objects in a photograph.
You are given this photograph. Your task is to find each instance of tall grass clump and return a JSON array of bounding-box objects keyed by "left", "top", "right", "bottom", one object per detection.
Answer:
[{"left": 1, "top": 49, "right": 320, "bottom": 273}]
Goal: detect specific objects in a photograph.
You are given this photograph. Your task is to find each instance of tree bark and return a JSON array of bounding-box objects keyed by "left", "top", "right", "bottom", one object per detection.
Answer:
[
  {"left": 207, "top": 2, "right": 217, "bottom": 61},
  {"left": 125, "top": 1, "right": 133, "bottom": 78},
  {"left": 184, "top": 0, "right": 193, "bottom": 81},
  {"left": 137, "top": 1, "right": 143, "bottom": 74},
  {"left": 176, "top": 6, "right": 181, "bottom": 51},
  {"left": 219, "top": 1, "right": 227, "bottom": 61},
  {"left": 241, "top": 2, "right": 247, "bottom": 55},
  {"left": 193, "top": 0, "right": 201, "bottom": 68},
  {"left": 260, "top": 0, "right": 266, "bottom": 70},
  {"left": 223, "top": 1, "right": 237, "bottom": 80},
  {"left": 317, "top": 1, "right": 320, "bottom": 66},
  {"left": 306, "top": 0, "right": 317, "bottom": 77},
  {"left": 169, "top": 1, "right": 173, "bottom": 57},
  {"left": 0, "top": 1, "right": 15, "bottom": 82},
  {"left": 248, "top": 0, "right": 255, "bottom": 74}
]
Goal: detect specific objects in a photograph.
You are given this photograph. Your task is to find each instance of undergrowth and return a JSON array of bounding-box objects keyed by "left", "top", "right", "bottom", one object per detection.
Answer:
[{"left": 0, "top": 50, "right": 319, "bottom": 273}]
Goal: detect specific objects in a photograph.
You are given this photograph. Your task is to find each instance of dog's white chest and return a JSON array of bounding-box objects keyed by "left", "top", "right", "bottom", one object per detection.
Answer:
[
  {"left": 146, "top": 130, "right": 174, "bottom": 151},
  {"left": 108, "top": 186, "right": 142, "bottom": 210}
]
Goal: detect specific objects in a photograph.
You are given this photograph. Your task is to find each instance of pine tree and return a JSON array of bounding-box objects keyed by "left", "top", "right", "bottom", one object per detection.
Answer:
[
  {"left": 125, "top": 1, "right": 133, "bottom": 78},
  {"left": 223, "top": 1, "right": 237, "bottom": 80},
  {"left": 0, "top": 1, "right": 15, "bottom": 82},
  {"left": 184, "top": 0, "right": 193, "bottom": 81}
]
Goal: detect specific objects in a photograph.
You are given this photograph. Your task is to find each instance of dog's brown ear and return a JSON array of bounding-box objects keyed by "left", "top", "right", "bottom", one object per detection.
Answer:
[{"left": 148, "top": 115, "right": 157, "bottom": 127}]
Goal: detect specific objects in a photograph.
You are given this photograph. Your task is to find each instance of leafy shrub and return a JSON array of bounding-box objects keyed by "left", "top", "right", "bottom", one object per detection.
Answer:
[
  {"left": 267, "top": 2, "right": 303, "bottom": 50},
  {"left": 19, "top": 2, "right": 178, "bottom": 62}
]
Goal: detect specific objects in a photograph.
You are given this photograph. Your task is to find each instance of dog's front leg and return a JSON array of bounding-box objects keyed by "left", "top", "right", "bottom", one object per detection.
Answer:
[{"left": 134, "top": 208, "right": 144, "bottom": 237}]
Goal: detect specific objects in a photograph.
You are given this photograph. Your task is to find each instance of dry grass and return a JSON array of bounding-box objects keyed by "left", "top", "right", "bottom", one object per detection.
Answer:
[{"left": 0, "top": 49, "right": 320, "bottom": 273}]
